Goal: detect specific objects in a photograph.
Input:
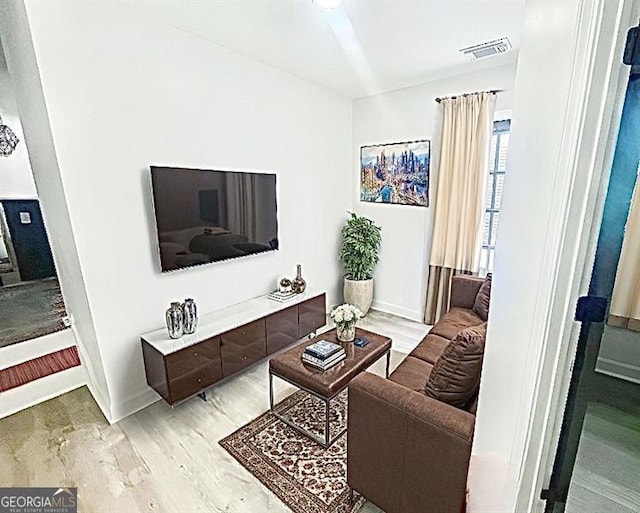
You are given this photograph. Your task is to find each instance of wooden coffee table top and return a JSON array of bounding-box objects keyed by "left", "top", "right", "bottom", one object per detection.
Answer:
[{"left": 269, "top": 327, "right": 392, "bottom": 398}]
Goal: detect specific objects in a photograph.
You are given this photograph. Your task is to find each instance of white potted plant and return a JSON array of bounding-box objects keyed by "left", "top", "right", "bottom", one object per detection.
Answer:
[
  {"left": 339, "top": 212, "right": 382, "bottom": 316},
  {"left": 330, "top": 303, "right": 363, "bottom": 342}
]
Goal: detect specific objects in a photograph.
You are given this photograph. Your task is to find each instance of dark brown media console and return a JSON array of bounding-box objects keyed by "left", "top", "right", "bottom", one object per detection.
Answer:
[{"left": 141, "top": 293, "right": 326, "bottom": 405}]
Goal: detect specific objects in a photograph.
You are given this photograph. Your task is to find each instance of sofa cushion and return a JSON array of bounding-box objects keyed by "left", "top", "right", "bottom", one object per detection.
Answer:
[
  {"left": 472, "top": 274, "right": 492, "bottom": 321},
  {"left": 465, "top": 394, "right": 479, "bottom": 414},
  {"left": 428, "top": 307, "right": 484, "bottom": 340},
  {"left": 423, "top": 324, "right": 486, "bottom": 408},
  {"left": 450, "top": 275, "right": 485, "bottom": 309},
  {"left": 410, "top": 334, "right": 450, "bottom": 365},
  {"left": 389, "top": 356, "right": 434, "bottom": 392}
]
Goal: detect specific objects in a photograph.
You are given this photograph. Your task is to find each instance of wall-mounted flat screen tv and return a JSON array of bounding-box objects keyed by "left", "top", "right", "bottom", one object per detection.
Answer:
[{"left": 150, "top": 166, "right": 278, "bottom": 272}]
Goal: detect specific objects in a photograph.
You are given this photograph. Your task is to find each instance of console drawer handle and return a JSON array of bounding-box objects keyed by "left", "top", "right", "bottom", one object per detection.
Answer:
[
  {"left": 243, "top": 356, "right": 247, "bottom": 360},
  {"left": 197, "top": 378, "right": 202, "bottom": 383},
  {"left": 193, "top": 352, "right": 198, "bottom": 356}
]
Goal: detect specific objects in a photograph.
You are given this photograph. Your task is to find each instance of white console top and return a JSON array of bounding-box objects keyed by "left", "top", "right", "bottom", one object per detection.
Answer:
[{"left": 141, "top": 287, "right": 325, "bottom": 355}]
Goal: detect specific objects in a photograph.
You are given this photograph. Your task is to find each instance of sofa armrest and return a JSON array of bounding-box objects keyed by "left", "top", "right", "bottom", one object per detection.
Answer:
[
  {"left": 348, "top": 372, "right": 475, "bottom": 513},
  {"left": 450, "top": 275, "right": 485, "bottom": 310},
  {"left": 349, "top": 372, "right": 475, "bottom": 444}
]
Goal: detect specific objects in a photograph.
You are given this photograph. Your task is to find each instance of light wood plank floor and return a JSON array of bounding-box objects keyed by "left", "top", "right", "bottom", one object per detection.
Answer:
[
  {"left": 566, "top": 402, "right": 640, "bottom": 513},
  {"left": 3, "top": 311, "right": 639, "bottom": 513},
  {"left": 0, "top": 311, "right": 426, "bottom": 513}
]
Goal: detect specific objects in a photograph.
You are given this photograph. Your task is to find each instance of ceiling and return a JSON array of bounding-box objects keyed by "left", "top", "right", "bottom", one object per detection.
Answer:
[
  {"left": 139, "top": 0, "right": 524, "bottom": 98},
  {"left": 132, "top": 1, "right": 524, "bottom": 98}
]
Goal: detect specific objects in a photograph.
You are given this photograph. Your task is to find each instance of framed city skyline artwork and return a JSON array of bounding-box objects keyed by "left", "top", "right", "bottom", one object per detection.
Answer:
[{"left": 360, "top": 139, "right": 430, "bottom": 207}]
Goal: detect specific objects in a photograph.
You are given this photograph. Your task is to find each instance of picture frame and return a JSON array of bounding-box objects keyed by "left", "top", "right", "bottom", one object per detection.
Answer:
[{"left": 360, "top": 139, "right": 430, "bottom": 207}]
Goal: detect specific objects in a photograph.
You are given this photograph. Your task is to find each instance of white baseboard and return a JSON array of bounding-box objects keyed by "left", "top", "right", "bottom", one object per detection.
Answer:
[
  {"left": 0, "top": 328, "right": 76, "bottom": 370},
  {"left": 370, "top": 299, "right": 423, "bottom": 322},
  {"left": 109, "top": 387, "right": 160, "bottom": 424},
  {"left": 0, "top": 364, "right": 86, "bottom": 420},
  {"left": 596, "top": 357, "right": 640, "bottom": 385}
]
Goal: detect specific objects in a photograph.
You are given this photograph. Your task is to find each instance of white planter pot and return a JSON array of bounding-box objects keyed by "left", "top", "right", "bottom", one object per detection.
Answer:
[{"left": 343, "top": 278, "right": 374, "bottom": 316}]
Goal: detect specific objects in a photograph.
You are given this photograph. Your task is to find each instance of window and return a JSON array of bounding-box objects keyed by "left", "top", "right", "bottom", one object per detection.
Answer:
[{"left": 479, "top": 119, "right": 510, "bottom": 274}]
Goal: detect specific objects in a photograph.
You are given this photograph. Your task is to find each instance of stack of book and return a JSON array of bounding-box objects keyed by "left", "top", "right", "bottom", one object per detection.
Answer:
[
  {"left": 268, "top": 290, "right": 297, "bottom": 302},
  {"left": 302, "top": 340, "right": 346, "bottom": 370}
]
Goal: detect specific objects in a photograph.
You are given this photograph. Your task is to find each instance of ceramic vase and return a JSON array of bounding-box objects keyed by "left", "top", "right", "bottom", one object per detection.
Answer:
[
  {"left": 336, "top": 324, "right": 356, "bottom": 342},
  {"left": 291, "top": 264, "right": 307, "bottom": 293},
  {"left": 182, "top": 298, "right": 198, "bottom": 335},
  {"left": 166, "top": 302, "right": 183, "bottom": 339}
]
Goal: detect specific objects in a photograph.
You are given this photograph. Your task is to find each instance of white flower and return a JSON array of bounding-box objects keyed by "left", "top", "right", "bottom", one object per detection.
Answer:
[{"left": 331, "top": 303, "right": 363, "bottom": 328}]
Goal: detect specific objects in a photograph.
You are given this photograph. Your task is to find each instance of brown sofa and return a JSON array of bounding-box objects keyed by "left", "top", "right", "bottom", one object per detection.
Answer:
[{"left": 347, "top": 274, "right": 489, "bottom": 513}]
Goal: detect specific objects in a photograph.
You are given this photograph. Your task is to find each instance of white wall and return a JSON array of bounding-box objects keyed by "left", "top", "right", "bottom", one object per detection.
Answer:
[
  {"left": 352, "top": 61, "right": 516, "bottom": 321},
  {"left": 0, "top": 0, "right": 112, "bottom": 417},
  {"left": 0, "top": 45, "right": 37, "bottom": 199},
  {"left": 469, "top": 0, "right": 628, "bottom": 511},
  {"left": 8, "top": 1, "right": 352, "bottom": 422}
]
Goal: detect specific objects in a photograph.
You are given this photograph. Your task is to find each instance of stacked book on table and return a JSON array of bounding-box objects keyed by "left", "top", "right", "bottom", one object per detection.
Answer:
[
  {"left": 302, "top": 340, "right": 346, "bottom": 370},
  {"left": 268, "top": 290, "right": 297, "bottom": 303}
]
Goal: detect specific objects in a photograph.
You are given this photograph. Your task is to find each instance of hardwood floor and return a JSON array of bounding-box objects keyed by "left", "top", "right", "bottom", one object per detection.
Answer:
[
  {"left": 9, "top": 311, "right": 638, "bottom": 513},
  {"left": 357, "top": 310, "right": 429, "bottom": 354},
  {"left": 0, "top": 311, "right": 424, "bottom": 513},
  {"left": 566, "top": 402, "right": 640, "bottom": 513}
]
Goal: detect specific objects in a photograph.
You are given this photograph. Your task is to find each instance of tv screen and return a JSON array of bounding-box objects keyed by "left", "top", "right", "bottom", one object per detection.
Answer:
[{"left": 150, "top": 166, "right": 279, "bottom": 272}]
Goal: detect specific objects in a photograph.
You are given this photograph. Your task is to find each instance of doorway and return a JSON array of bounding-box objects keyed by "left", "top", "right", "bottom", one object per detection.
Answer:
[
  {"left": 0, "top": 198, "right": 67, "bottom": 348},
  {"left": 2, "top": 199, "right": 56, "bottom": 281},
  {"left": 0, "top": 40, "right": 69, "bottom": 349},
  {"left": 544, "top": 22, "right": 640, "bottom": 513}
]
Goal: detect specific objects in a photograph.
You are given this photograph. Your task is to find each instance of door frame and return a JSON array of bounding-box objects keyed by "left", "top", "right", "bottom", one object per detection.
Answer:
[
  {"left": 515, "top": 2, "right": 640, "bottom": 512},
  {"left": 0, "top": 202, "right": 21, "bottom": 281}
]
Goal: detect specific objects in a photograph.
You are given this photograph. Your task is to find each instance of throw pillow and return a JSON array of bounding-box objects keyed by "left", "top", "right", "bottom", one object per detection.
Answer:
[
  {"left": 473, "top": 273, "right": 492, "bottom": 321},
  {"left": 423, "top": 323, "right": 487, "bottom": 408}
]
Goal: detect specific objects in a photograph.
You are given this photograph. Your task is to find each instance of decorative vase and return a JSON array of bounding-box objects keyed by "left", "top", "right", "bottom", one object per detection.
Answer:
[
  {"left": 279, "top": 277, "right": 292, "bottom": 293},
  {"left": 182, "top": 298, "right": 198, "bottom": 335},
  {"left": 343, "top": 278, "right": 374, "bottom": 316},
  {"left": 165, "top": 302, "right": 183, "bottom": 339},
  {"left": 336, "top": 324, "right": 356, "bottom": 342},
  {"left": 291, "top": 264, "right": 307, "bottom": 293}
]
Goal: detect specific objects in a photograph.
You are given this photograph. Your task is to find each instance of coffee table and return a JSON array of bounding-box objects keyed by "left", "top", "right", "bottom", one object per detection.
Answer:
[{"left": 269, "top": 327, "right": 392, "bottom": 448}]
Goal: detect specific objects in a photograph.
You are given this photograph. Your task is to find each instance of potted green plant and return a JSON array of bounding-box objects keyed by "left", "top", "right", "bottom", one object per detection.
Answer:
[{"left": 339, "top": 212, "right": 382, "bottom": 316}]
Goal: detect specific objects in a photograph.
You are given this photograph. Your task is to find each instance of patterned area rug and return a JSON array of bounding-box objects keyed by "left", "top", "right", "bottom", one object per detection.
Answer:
[
  {"left": 0, "top": 278, "right": 68, "bottom": 347},
  {"left": 220, "top": 390, "right": 365, "bottom": 513}
]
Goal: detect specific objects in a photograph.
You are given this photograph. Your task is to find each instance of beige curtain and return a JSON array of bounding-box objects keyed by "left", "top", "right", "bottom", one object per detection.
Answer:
[
  {"left": 609, "top": 177, "right": 640, "bottom": 331},
  {"left": 425, "top": 92, "right": 496, "bottom": 324}
]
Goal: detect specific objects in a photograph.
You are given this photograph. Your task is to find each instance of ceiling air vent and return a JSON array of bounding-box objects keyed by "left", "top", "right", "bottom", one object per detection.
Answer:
[{"left": 460, "top": 37, "right": 512, "bottom": 60}]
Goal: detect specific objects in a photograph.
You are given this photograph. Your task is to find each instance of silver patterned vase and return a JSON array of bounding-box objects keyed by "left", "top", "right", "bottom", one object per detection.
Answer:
[
  {"left": 182, "top": 298, "right": 198, "bottom": 335},
  {"left": 291, "top": 264, "right": 306, "bottom": 294},
  {"left": 166, "top": 302, "right": 183, "bottom": 339}
]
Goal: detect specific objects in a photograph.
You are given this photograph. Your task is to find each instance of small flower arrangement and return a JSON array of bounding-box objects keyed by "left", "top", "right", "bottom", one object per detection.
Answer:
[{"left": 330, "top": 303, "right": 363, "bottom": 342}]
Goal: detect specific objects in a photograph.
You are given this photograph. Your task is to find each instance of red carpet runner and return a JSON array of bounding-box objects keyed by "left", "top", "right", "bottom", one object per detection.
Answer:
[{"left": 0, "top": 346, "right": 80, "bottom": 392}]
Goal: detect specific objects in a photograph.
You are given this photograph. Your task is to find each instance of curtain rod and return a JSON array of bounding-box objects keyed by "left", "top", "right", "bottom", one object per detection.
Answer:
[{"left": 435, "top": 89, "right": 503, "bottom": 103}]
